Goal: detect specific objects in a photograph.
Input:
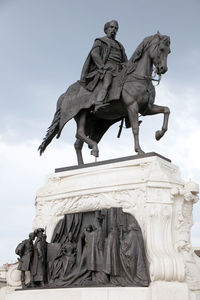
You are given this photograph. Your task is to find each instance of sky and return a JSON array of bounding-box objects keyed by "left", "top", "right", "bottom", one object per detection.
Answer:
[{"left": 0, "top": 0, "right": 200, "bottom": 265}]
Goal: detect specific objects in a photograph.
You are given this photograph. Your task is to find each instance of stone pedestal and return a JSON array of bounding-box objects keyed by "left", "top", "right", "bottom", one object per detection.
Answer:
[
  {"left": 3, "top": 153, "right": 200, "bottom": 300},
  {"left": 2, "top": 287, "right": 150, "bottom": 300}
]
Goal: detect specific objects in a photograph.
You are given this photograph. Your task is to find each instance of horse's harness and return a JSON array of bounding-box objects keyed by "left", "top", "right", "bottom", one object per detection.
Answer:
[{"left": 125, "top": 72, "right": 161, "bottom": 85}]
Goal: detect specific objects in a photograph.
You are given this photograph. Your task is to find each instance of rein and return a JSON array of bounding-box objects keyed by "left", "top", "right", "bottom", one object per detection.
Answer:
[
  {"left": 125, "top": 72, "right": 162, "bottom": 85},
  {"left": 122, "top": 36, "right": 164, "bottom": 87}
]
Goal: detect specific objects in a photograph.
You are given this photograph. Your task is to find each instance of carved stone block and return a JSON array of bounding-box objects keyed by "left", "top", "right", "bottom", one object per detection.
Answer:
[
  {"left": 5, "top": 155, "right": 200, "bottom": 300},
  {"left": 33, "top": 154, "right": 200, "bottom": 293}
]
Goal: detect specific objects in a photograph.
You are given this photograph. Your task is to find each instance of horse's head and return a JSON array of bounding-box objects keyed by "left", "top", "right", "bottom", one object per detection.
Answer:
[
  {"left": 149, "top": 32, "right": 171, "bottom": 75},
  {"left": 127, "top": 32, "right": 171, "bottom": 76}
]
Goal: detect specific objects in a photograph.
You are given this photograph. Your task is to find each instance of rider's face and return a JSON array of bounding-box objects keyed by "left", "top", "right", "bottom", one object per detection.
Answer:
[{"left": 106, "top": 21, "right": 118, "bottom": 39}]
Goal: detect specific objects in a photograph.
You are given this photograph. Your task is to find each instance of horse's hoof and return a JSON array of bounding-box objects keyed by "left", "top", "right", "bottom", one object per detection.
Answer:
[
  {"left": 136, "top": 149, "right": 145, "bottom": 155},
  {"left": 155, "top": 130, "right": 163, "bottom": 141},
  {"left": 91, "top": 149, "right": 99, "bottom": 157}
]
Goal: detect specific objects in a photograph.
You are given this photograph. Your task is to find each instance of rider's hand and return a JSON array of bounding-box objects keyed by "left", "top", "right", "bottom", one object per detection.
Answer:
[{"left": 98, "top": 66, "right": 105, "bottom": 74}]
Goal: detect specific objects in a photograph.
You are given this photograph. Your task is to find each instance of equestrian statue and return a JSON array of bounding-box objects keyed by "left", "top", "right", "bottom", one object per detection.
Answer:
[{"left": 38, "top": 20, "right": 171, "bottom": 165}]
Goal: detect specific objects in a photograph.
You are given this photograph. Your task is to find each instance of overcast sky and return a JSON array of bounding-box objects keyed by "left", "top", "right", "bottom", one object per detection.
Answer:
[{"left": 0, "top": 0, "right": 200, "bottom": 265}]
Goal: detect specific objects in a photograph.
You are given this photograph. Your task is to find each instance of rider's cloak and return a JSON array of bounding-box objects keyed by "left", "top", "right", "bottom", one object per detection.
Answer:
[{"left": 80, "top": 36, "right": 127, "bottom": 92}]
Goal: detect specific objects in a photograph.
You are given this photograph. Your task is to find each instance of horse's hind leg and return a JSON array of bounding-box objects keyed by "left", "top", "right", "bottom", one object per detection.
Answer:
[
  {"left": 75, "top": 110, "right": 99, "bottom": 160},
  {"left": 145, "top": 104, "right": 170, "bottom": 140},
  {"left": 74, "top": 138, "right": 84, "bottom": 165}
]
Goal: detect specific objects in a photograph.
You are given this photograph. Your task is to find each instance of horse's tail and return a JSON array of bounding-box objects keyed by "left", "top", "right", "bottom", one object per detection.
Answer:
[
  {"left": 38, "top": 93, "right": 65, "bottom": 155},
  {"left": 38, "top": 108, "right": 61, "bottom": 155}
]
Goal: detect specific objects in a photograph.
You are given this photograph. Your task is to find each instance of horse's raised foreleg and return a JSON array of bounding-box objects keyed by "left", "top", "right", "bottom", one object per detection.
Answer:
[
  {"left": 75, "top": 110, "right": 99, "bottom": 161},
  {"left": 145, "top": 104, "right": 170, "bottom": 140},
  {"left": 127, "top": 103, "right": 145, "bottom": 155},
  {"left": 74, "top": 138, "right": 84, "bottom": 165}
]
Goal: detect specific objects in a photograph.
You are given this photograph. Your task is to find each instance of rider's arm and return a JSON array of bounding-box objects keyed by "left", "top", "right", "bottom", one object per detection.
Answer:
[
  {"left": 123, "top": 53, "right": 128, "bottom": 63},
  {"left": 91, "top": 47, "right": 104, "bottom": 70}
]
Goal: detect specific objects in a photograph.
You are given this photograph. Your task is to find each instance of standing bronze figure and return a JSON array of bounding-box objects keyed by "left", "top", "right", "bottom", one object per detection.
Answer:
[
  {"left": 38, "top": 20, "right": 171, "bottom": 165},
  {"left": 15, "top": 232, "right": 35, "bottom": 288},
  {"left": 31, "top": 228, "right": 47, "bottom": 287},
  {"left": 15, "top": 209, "right": 150, "bottom": 288}
]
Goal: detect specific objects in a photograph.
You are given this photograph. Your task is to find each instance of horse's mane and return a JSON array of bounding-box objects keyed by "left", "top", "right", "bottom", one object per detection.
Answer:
[{"left": 126, "top": 33, "right": 170, "bottom": 74}]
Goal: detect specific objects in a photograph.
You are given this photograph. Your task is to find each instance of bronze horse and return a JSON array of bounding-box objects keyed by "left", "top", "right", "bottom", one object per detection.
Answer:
[{"left": 39, "top": 32, "right": 171, "bottom": 165}]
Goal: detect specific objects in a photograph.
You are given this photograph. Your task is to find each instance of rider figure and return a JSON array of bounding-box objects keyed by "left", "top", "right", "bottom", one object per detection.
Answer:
[{"left": 80, "top": 20, "right": 127, "bottom": 112}]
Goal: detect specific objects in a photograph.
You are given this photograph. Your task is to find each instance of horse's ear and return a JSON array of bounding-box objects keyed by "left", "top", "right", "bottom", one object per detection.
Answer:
[{"left": 157, "top": 31, "right": 162, "bottom": 39}]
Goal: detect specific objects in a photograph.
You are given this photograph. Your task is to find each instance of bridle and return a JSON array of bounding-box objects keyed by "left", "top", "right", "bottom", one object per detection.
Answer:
[{"left": 123, "top": 37, "right": 166, "bottom": 86}]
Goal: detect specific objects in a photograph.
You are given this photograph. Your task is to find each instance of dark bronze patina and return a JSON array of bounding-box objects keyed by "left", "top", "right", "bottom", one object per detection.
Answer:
[
  {"left": 31, "top": 228, "right": 47, "bottom": 287},
  {"left": 38, "top": 21, "right": 171, "bottom": 165},
  {"left": 15, "top": 232, "right": 35, "bottom": 288},
  {"left": 16, "top": 228, "right": 47, "bottom": 288},
  {"left": 16, "top": 208, "right": 150, "bottom": 288}
]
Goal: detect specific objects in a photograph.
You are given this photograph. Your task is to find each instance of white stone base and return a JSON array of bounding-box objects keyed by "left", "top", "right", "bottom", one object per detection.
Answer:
[
  {"left": 2, "top": 287, "right": 149, "bottom": 300},
  {"left": 3, "top": 154, "right": 200, "bottom": 300},
  {"left": 32, "top": 154, "right": 200, "bottom": 291},
  {"left": 2, "top": 283, "right": 200, "bottom": 300}
]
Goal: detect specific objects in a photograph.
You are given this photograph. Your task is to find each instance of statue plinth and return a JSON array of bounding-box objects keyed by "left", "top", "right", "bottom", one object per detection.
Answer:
[{"left": 4, "top": 154, "right": 200, "bottom": 300}]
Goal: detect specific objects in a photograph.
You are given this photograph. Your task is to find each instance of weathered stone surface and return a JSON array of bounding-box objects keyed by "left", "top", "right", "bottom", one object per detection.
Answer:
[
  {"left": 3, "top": 155, "right": 200, "bottom": 300},
  {"left": 32, "top": 155, "right": 200, "bottom": 290}
]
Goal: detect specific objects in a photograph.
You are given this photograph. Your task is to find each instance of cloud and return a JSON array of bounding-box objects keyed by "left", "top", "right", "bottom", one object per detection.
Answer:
[
  {"left": 0, "top": 136, "right": 76, "bottom": 264},
  {"left": 137, "top": 82, "right": 200, "bottom": 180}
]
